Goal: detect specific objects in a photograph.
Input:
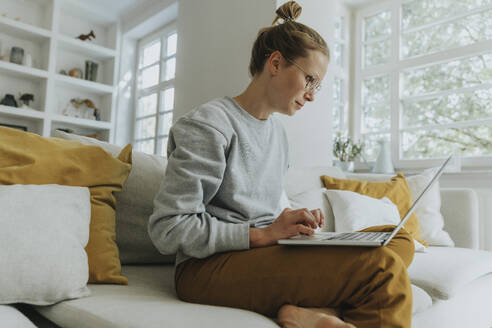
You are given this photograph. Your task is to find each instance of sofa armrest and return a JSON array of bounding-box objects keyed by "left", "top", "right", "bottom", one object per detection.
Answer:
[{"left": 440, "top": 188, "right": 479, "bottom": 250}]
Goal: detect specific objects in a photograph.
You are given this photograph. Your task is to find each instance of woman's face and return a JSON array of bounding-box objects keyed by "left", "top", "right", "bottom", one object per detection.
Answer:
[{"left": 269, "top": 50, "right": 329, "bottom": 116}]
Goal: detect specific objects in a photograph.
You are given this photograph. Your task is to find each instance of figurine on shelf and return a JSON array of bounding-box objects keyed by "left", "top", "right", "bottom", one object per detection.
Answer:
[
  {"left": 62, "top": 98, "right": 100, "bottom": 120},
  {"left": 19, "top": 93, "right": 34, "bottom": 109},
  {"left": 68, "top": 68, "right": 83, "bottom": 79},
  {"left": 94, "top": 108, "right": 101, "bottom": 121},
  {"left": 76, "top": 30, "right": 96, "bottom": 41},
  {"left": 10, "top": 46, "right": 24, "bottom": 65},
  {"left": 0, "top": 94, "right": 18, "bottom": 107}
]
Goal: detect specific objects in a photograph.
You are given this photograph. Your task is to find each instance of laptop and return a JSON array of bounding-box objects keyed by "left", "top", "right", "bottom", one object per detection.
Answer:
[{"left": 278, "top": 155, "right": 452, "bottom": 247}]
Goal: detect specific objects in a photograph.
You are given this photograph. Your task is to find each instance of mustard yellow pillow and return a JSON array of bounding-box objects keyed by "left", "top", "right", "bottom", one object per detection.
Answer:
[
  {"left": 0, "top": 127, "right": 132, "bottom": 284},
  {"left": 321, "top": 173, "right": 427, "bottom": 246}
]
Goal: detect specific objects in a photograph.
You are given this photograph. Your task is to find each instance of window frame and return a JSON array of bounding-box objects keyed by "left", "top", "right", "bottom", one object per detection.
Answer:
[
  {"left": 133, "top": 22, "right": 177, "bottom": 156},
  {"left": 353, "top": 0, "right": 492, "bottom": 170}
]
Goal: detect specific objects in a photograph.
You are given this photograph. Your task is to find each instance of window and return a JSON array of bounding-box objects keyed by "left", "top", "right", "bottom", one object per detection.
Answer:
[
  {"left": 134, "top": 24, "right": 177, "bottom": 156},
  {"left": 355, "top": 0, "right": 492, "bottom": 168},
  {"left": 333, "top": 15, "right": 349, "bottom": 138}
]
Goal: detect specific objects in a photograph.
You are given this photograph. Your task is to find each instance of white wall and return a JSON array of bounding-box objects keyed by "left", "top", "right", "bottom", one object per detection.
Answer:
[
  {"left": 173, "top": 0, "right": 275, "bottom": 119},
  {"left": 175, "top": 0, "right": 348, "bottom": 167}
]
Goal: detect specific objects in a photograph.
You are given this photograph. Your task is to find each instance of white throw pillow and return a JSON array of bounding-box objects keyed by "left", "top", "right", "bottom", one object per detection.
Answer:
[
  {"left": 324, "top": 190, "right": 401, "bottom": 232},
  {"left": 324, "top": 189, "right": 427, "bottom": 252},
  {"left": 0, "top": 184, "right": 91, "bottom": 305},
  {"left": 288, "top": 188, "right": 335, "bottom": 232},
  {"left": 406, "top": 168, "right": 454, "bottom": 246}
]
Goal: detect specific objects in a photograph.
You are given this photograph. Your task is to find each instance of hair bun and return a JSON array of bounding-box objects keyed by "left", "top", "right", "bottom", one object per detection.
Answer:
[{"left": 273, "top": 1, "right": 302, "bottom": 25}]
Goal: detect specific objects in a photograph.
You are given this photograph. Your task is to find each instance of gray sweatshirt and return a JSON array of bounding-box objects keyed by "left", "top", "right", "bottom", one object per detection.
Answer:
[{"left": 148, "top": 97, "right": 289, "bottom": 266}]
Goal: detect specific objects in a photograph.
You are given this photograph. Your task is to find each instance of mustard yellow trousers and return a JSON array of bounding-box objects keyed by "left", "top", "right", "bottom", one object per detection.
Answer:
[{"left": 175, "top": 225, "right": 415, "bottom": 328}]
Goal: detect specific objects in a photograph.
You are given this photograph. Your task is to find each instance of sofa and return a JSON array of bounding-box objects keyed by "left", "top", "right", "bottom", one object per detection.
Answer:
[{"left": 2, "top": 131, "right": 492, "bottom": 328}]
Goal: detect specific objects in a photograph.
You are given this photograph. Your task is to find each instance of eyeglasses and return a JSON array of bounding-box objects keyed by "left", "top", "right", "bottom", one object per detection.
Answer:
[{"left": 284, "top": 57, "right": 322, "bottom": 95}]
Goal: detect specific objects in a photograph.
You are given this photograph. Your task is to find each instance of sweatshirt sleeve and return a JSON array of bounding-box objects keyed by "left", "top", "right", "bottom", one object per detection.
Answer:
[{"left": 148, "top": 117, "right": 250, "bottom": 260}]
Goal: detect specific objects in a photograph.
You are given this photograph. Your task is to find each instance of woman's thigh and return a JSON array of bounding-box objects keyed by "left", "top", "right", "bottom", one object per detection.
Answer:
[{"left": 175, "top": 225, "right": 414, "bottom": 318}]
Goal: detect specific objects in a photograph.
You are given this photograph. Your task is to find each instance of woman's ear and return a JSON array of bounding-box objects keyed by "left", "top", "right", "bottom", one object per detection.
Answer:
[{"left": 267, "top": 51, "right": 283, "bottom": 76}]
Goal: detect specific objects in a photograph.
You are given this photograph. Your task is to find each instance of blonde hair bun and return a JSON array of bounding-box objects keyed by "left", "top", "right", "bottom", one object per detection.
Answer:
[{"left": 273, "top": 1, "right": 302, "bottom": 25}]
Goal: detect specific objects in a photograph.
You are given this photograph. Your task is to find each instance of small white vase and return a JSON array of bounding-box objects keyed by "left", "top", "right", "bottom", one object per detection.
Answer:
[
  {"left": 335, "top": 161, "right": 354, "bottom": 172},
  {"left": 372, "top": 139, "right": 394, "bottom": 174}
]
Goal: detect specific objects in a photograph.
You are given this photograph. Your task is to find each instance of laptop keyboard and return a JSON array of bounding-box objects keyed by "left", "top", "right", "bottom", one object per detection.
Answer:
[{"left": 325, "top": 232, "right": 389, "bottom": 241}]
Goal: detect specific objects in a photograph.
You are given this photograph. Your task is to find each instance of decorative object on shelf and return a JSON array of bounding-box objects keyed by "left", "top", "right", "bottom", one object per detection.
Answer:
[
  {"left": 59, "top": 69, "right": 67, "bottom": 75},
  {"left": 85, "top": 60, "right": 99, "bottom": 82},
  {"left": 0, "top": 94, "right": 18, "bottom": 107},
  {"left": 63, "top": 98, "right": 100, "bottom": 121},
  {"left": 9, "top": 46, "right": 24, "bottom": 65},
  {"left": 0, "top": 122, "right": 27, "bottom": 131},
  {"left": 85, "top": 133, "right": 101, "bottom": 140},
  {"left": 23, "top": 53, "right": 32, "bottom": 67},
  {"left": 94, "top": 108, "right": 101, "bottom": 121},
  {"left": 68, "top": 68, "right": 83, "bottom": 79},
  {"left": 19, "top": 93, "right": 34, "bottom": 109},
  {"left": 56, "top": 128, "right": 74, "bottom": 134},
  {"left": 333, "top": 133, "right": 364, "bottom": 172},
  {"left": 372, "top": 139, "right": 394, "bottom": 174},
  {"left": 76, "top": 30, "right": 96, "bottom": 41}
]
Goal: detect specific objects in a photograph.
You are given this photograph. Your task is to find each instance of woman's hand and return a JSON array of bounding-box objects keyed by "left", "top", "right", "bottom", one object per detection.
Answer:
[{"left": 250, "top": 208, "right": 324, "bottom": 248}]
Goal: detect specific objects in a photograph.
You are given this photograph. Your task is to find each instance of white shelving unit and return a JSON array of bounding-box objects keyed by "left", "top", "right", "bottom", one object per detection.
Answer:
[{"left": 0, "top": 0, "right": 120, "bottom": 141}]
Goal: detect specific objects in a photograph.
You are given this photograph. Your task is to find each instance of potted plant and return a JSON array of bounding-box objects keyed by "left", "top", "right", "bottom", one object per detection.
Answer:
[{"left": 333, "top": 133, "right": 364, "bottom": 172}]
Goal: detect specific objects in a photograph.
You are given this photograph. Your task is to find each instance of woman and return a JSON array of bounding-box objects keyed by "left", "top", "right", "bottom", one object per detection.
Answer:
[{"left": 149, "top": 2, "right": 414, "bottom": 327}]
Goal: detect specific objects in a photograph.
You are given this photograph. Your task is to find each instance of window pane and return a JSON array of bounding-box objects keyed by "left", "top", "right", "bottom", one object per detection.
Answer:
[
  {"left": 364, "top": 11, "right": 391, "bottom": 42},
  {"left": 334, "top": 78, "right": 342, "bottom": 104},
  {"left": 402, "top": 0, "right": 492, "bottom": 31},
  {"left": 401, "top": 88, "right": 492, "bottom": 128},
  {"left": 135, "top": 140, "right": 155, "bottom": 155},
  {"left": 402, "top": 9, "right": 492, "bottom": 58},
  {"left": 362, "top": 104, "right": 391, "bottom": 133},
  {"left": 140, "top": 64, "right": 159, "bottom": 88},
  {"left": 159, "top": 137, "right": 169, "bottom": 157},
  {"left": 401, "top": 125, "right": 492, "bottom": 159},
  {"left": 135, "top": 117, "right": 156, "bottom": 139},
  {"left": 335, "top": 16, "right": 345, "bottom": 39},
  {"left": 334, "top": 43, "right": 343, "bottom": 67},
  {"left": 401, "top": 53, "right": 492, "bottom": 98},
  {"left": 363, "top": 75, "right": 390, "bottom": 105},
  {"left": 159, "top": 112, "right": 173, "bottom": 135},
  {"left": 161, "top": 87, "right": 175, "bottom": 111},
  {"left": 141, "top": 41, "right": 161, "bottom": 68},
  {"left": 167, "top": 33, "right": 177, "bottom": 56},
  {"left": 333, "top": 105, "right": 341, "bottom": 131},
  {"left": 137, "top": 93, "right": 157, "bottom": 117},
  {"left": 164, "top": 57, "right": 176, "bottom": 81},
  {"left": 361, "top": 133, "right": 391, "bottom": 161},
  {"left": 364, "top": 39, "right": 390, "bottom": 67}
]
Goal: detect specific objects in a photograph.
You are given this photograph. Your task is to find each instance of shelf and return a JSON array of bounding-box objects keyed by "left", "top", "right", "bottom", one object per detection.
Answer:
[
  {"left": 55, "top": 74, "right": 114, "bottom": 95},
  {"left": 0, "top": 105, "right": 45, "bottom": 120},
  {"left": 57, "top": 34, "right": 117, "bottom": 60},
  {"left": 0, "top": 16, "right": 52, "bottom": 42},
  {"left": 51, "top": 114, "right": 112, "bottom": 130},
  {"left": 0, "top": 60, "right": 48, "bottom": 80}
]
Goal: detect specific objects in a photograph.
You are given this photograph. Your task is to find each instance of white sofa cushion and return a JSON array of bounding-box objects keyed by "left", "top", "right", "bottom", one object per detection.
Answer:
[
  {"left": 53, "top": 130, "right": 174, "bottom": 264},
  {"left": 0, "top": 184, "right": 91, "bottom": 305},
  {"left": 34, "top": 265, "right": 431, "bottom": 327},
  {"left": 288, "top": 187, "right": 335, "bottom": 232},
  {"left": 0, "top": 305, "right": 37, "bottom": 328},
  {"left": 34, "top": 265, "right": 278, "bottom": 328},
  {"left": 285, "top": 166, "right": 345, "bottom": 197},
  {"left": 345, "top": 170, "right": 454, "bottom": 247},
  {"left": 408, "top": 246, "right": 492, "bottom": 300}
]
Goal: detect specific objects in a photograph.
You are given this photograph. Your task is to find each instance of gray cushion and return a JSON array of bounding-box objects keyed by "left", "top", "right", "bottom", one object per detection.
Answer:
[
  {"left": 34, "top": 265, "right": 278, "bottom": 328},
  {"left": 53, "top": 130, "right": 174, "bottom": 264}
]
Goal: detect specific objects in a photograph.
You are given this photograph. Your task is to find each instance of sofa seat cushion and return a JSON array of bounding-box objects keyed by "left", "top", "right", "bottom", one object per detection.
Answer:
[
  {"left": 0, "top": 305, "right": 36, "bottom": 328},
  {"left": 34, "top": 265, "right": 278, "bottom": 328},
  {"left": 34, "top": 265, "right": 432, "bottom": 327},
  {"left": 408, "top": 246, "right": 492, "bottom": 300}
]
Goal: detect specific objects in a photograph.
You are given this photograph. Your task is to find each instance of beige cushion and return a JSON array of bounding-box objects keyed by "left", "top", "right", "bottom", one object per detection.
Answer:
[
  {"left": 53, "top": 130, "right": 174, "bottom": 264},
  {"left": 34, "top": 265, "right": 278, "bottom": 328}
]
